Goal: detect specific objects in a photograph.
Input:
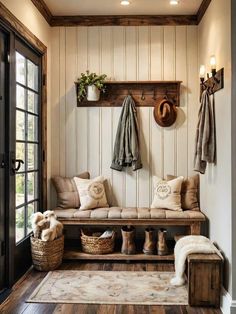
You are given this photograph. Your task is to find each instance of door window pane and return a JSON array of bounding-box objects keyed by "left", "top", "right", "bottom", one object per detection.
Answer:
[
  {"left": 28, "top": 114, "right": 38, "bottom": 142},
  {"left": 27, "top": 202, "right": 37, "bottom": 234},
  {"left": 15, "top": 47, "right": 40, "bottom": 244},
  {"left": 27, "top": 60, "right": 38, "bottom": 91},
  {"left": 16, "top": 85, "right": 25, "bottom": 110},
  {"left": 16, "top": 110, "right": 25, "bottom": 141},
  {"left": 28, "top": 90, "right": 38, "bottom": 114},
  {"left": 16, "top": 142, "right": 25, "bottom": 171},
  {"left": 27, "top": 144, "right": 38, "bottom": 170},
  {"left": 16, "top": 174, "right": 25, "bottom": 207},
  {"left": 16, "top": 207, "right": 25, "bottom": 243},
  {"left": 27, "top": 172, "right": 38, "bottom": 202},
  {"left": 16, "top": 52, "right": 26, "bottom": 85}
]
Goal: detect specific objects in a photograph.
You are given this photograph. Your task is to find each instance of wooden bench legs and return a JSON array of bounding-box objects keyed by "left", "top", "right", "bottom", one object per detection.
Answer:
[{"left": 188, "top": 222, "right": 201, "bottom": 235}]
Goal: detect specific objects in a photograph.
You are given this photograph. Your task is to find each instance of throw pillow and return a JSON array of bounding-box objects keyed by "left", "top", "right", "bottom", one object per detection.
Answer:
[
  {"left": 166, "top": 174, "right": 200, "bottom": 211},
  {"left": 151, "top": 176, "right": 184, "bottom": 211},
  {"left": 73, "top": 176, "right": 109, "bottom": 210},
  {"left": 52, "top": 172, "right": 90, "bottom": 209}
]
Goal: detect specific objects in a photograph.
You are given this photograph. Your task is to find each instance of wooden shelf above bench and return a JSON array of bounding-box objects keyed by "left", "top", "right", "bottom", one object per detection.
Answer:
[{"left": 75, "top": 80, "right": 182, "bottom": 107}]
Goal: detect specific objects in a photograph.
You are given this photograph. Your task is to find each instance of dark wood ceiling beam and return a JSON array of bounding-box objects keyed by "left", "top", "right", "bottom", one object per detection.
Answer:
[
  {"left": 51, "top": 15, "right": 197, "bottom": 27},
  {"left": 197, "top": 0, "right": 212, "bottom": 24},
  {"left": 30, "top": 0, "right": 52, "bottom": 25},
  {"left": 30, "top": 0, "right": 210, "bottom": 26}
]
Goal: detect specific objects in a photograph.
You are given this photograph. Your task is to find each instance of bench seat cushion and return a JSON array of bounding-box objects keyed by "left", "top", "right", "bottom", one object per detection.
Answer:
[{"left": 54, "top": 207, "right": 205, "bottom": 220}]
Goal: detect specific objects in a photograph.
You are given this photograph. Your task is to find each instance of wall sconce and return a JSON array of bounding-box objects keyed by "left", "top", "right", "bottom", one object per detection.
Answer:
[{"left": 199, "top": 56, "right": 224, "bottom": 98}]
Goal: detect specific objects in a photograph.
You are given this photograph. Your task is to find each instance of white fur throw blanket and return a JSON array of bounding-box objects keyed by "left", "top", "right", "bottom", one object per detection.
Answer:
[{"left": 171, "top": 235, "right": 223, "bottom": 286}]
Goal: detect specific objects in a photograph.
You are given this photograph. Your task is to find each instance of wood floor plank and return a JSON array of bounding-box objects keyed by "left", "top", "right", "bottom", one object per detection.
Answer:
[{"left": 0, "top": 262, "right": 222, "bottom": 314}]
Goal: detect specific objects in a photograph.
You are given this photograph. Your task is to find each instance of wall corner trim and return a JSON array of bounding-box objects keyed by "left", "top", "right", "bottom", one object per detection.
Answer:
[
  {"left": 30, "top": 0, "right": 53, "bottom": 25},
  {"left": 221, "top": 287, "right": 233, "bottom": 314},
  {"left": 197, "top": 0, "right": 212, "bottom": 24}
]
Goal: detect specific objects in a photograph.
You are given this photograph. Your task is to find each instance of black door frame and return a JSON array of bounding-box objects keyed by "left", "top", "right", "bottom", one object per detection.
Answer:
[
  {"left": 0, "top": 26, "right": 8, "bottom": 295},
  {"left": 0, "top": 6, "right": 47, "bottom": 293}
]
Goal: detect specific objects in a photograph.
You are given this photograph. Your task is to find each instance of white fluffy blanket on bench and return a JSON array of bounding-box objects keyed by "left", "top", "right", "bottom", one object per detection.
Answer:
[{"left": 170, "top": 235, "right": 223, "bottom": 286}]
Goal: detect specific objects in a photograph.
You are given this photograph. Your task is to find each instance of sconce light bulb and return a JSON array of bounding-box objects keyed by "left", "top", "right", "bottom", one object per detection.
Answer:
[
  {"left": 210, "top": 55, "right": 216, "bottom": 70},
  {"left": 199, "top": 65, "right": 205, "bottom": 79}
]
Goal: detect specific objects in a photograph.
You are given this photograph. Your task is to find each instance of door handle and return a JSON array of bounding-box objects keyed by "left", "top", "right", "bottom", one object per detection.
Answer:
[{"left": 12, "top": 159, "right": 24, "bottom": 174}]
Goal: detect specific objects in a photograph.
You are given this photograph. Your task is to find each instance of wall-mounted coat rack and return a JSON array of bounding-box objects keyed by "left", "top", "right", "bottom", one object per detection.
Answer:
[
  {"left": 200, "top": 68, "right": 224, "bottom": 98},
  {"left": 75, "top": 81, "right": 182, "bottom": 107}
]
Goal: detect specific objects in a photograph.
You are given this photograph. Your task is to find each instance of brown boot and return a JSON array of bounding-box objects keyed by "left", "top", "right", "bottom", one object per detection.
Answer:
[
  {"left": 143, "top": 227, "right": 156, "bottom": 255},
  {"left": 121, "top": 226, "right": 136, "bottom": 255},
  {"left": 157, "top": 228, "right": 168, "bottom": 256}
]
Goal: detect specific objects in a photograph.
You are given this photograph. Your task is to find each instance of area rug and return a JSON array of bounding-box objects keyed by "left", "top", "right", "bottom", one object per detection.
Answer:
[{"left": 27, "top": 271, "right": 187, "bottom": 305}]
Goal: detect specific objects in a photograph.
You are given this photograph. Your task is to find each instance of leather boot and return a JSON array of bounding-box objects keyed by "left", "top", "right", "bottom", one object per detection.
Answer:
[
  {"left": 121, "top": 226, "right": 136, "bottom": 255},
  {"left": 143, "top": 227, "right": 155, "bottom": 255},
  {"left": 157, "top": 228, "right": 168, "bottom": 256}
]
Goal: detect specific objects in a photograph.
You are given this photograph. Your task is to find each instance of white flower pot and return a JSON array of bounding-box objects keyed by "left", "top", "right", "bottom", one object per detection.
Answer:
[{"left": 87, "top": 85, "right": 100, "bottom": 101}]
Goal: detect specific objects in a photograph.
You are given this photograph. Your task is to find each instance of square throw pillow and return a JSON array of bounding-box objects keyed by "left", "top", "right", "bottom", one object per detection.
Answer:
[
  {"left": 52, "top": 172, "right": 90, "bottom": 209},
  {"left": 151, "top": 176, "right": 184, "bottom": 211},
  {"left": 73, "top": 176, "right": 109, "bottom": 210},
  {"left": 166, "top": 174, "right": 200, "bottom": 211}
]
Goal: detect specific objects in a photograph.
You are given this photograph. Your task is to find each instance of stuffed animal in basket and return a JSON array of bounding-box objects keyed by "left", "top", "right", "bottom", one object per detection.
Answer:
[
  {"left": 41, "top": 210, "right": 63, "bottom": 242},
  {"left": 31, "top": 212, "right": 50, "bottom": 239}
]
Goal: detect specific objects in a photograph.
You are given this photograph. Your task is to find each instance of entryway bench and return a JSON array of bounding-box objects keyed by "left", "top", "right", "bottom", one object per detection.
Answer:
[
  {"left": 55, "top": 206, "right": 205, "bottom": 235},
  {"left": 55, "top": 207, "right": 205, "bottom": 261}
]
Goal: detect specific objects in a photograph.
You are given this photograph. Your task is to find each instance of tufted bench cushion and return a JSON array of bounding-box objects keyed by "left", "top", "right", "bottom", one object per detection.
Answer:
[{"left": 54, "top": 206, "right": 205, "bottom": 220}]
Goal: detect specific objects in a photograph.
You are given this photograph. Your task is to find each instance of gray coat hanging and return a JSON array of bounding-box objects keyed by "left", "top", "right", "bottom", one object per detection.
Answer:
[{"left": 111, "top": 95, "right": 142, "bottom": 172}]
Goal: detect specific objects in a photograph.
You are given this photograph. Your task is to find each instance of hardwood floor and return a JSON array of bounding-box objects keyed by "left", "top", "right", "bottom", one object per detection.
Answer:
[{"left": 0, "top": 262, "right": 221, "bottom": 314}]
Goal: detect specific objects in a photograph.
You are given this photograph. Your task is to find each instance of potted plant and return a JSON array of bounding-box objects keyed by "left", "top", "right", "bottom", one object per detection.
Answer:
[{"left": 77, "top": 70, "right": 107, "bottom": 102}]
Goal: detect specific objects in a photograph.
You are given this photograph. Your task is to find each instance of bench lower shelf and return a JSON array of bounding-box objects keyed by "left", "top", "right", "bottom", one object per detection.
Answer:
[{"left": 63, "top": 249, "right": 174, "bottom": 261}]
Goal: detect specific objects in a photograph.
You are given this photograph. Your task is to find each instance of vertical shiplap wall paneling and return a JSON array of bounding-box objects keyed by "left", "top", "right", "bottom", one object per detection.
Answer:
[
  {"left": 125, "top": 27, "right": 138, "bottom": 207},
  {"left": 50, "top": 25, "right": 199, "bottom": 208},
  {"left": 101, "top": 27, "right": 113, "bottom": 204},
  {"left": 50, "top": 27, "right": 60, "bottom": 205},
  {"left": 163, "top": 26, "right": 176, "bottom": 178},
  {"left": 137, "top": 26, "right": 151, "bottom": 207},
  {"left": 112, "top": 27, "right": 125, "bottom": 206},
  {"left": 87, "top": 27, "right": 101, "bottom": 178},
  {"left": 176, "top": 26, "right": 188, "bottom": 177},
  {"left": 187, "top": 26, "right": 199, "bottom": 176},
  {"left": 59, "top": 27, "right": 66, "bottom": 177},
  {"left": 65, "top": 27, "right": 77, "bottom": 177},
  {"left": 150, "top": 26, "right": 164, "bottom": 200},
  {"left": 76, "top": 27, "right": 88, "bottom": 174}
]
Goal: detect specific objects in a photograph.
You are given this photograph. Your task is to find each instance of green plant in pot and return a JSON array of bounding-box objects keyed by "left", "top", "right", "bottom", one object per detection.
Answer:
[{"left": 77, "top": 71, "right": 107, "bottom": 102}]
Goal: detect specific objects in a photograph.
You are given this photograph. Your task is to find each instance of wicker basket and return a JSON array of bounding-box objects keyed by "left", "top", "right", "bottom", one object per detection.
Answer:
[
  {"left": 81, "top": 230, "right": 115, "bottom": 255},
  {"left": 30, "top": 235, "right": 64, "bottom": 271}
]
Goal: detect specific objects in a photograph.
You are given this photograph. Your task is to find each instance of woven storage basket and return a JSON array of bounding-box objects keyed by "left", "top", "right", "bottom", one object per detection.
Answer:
[
  {"left": 30, "top": 235, "right": 64, "bottom": 271},
  {"left": 81, "top": 230, "right": 115, "bottom": 254}
]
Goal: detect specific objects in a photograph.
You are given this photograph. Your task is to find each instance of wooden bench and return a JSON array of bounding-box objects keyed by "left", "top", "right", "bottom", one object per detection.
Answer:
[{"left": 55, "top": 206, "right": 206, "bottom": 261}]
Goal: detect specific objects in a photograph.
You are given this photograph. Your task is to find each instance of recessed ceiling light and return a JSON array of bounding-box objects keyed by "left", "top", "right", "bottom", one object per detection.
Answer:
[
  {"left": 121, "top": 0, "right": 130, "bottom": 6},
  {"left": 170, "top": 0, "right": 179, "bottom": 5}
]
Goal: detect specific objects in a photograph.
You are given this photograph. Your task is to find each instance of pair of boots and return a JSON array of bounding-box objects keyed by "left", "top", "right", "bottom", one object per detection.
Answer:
[
  {"left": 143, "top": 228, "right": 168, "bottom": 256},
  {"left": 121, "top": 226, "right": 168, "bottom": 256}
]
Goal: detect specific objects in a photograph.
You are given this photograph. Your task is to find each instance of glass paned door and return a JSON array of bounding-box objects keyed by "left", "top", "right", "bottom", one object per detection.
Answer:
[{"left": 15, "top": 47, "right": 40, "bottom": 244}]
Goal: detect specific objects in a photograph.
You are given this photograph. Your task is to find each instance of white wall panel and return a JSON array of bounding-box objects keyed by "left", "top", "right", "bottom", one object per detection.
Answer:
[{"left": 50, "top": 25, "right": 198, "bottom": 208}]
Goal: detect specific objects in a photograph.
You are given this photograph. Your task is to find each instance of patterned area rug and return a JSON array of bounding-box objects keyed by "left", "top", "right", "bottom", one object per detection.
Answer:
[{"left": 28, "top": 270, "right": 188, "bottom": 305}]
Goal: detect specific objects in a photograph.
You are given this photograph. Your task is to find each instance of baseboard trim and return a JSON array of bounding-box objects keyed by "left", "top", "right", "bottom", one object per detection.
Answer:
[{"left": 221, "top": 287, "right": 234, "bottom": 314}]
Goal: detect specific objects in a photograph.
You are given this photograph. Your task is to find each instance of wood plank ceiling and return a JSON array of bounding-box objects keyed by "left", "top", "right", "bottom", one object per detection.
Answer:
[{"left": 31, "top": 0, "right": 211, "bottom": 26}]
